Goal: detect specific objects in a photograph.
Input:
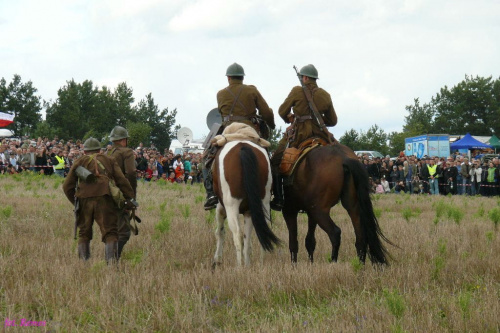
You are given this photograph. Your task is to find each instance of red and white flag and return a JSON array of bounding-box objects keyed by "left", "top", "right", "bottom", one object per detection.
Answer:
[{"left": 0, "top": 112, "right": 14, "bottom": 127}]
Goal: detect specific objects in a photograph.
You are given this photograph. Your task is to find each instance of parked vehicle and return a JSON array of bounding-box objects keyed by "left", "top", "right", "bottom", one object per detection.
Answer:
[{"left": 354, "top": 150, "right": 384, "bottom": 159}]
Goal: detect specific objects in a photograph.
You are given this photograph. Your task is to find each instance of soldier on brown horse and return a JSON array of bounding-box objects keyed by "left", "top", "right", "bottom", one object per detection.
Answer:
[{"left": 271, "top": 65, "right": 392, "bottom": 264}]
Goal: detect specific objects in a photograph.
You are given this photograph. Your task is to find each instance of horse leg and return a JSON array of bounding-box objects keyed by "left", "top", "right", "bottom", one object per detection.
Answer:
[
  {"left": 304, "top": 219, "right": 317, "bottom": 263},
  {"left": 243, "top": 213, "right": 254, "bottom": 266},
  {"left": 308, "top": 209, "right": 341, "bottom": 263},
  {"left": 283, "top": 206, "right": 299, "bottom": 263},
  {"left": 213, "top": 204, "right": 227, "bottom": 268},
  {"left": 341, "top": 182, "right": 367, "bottom": 264},
  {"left": 226, "top": 206, "right": 244, "bottom": 266}
]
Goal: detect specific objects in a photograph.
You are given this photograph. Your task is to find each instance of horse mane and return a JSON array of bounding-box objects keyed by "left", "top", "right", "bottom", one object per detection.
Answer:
[{"left": 211, "top": 123, "right": 270, "bottom": 148}]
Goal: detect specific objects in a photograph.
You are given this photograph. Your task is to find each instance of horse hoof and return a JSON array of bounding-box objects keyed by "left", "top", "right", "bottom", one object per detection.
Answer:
[{"left": 211, "top": 261, "right": 221, "bottom": 271}]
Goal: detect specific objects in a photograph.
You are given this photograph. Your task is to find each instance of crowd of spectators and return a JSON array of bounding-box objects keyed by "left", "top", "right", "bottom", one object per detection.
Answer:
[
  {"left": 0, "top": 137, "right": 204, "bottom": 184},
  {"left": 3, "top": 136, "right": 499, "bottom": 196},
  {"left": 358, "top": 152, "right": 500, "bottom": 196}
]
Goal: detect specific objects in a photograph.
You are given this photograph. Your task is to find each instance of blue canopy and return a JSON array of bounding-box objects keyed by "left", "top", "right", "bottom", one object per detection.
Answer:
[{"left": 450, "top": 133, "right": 493, "bottom": 150}]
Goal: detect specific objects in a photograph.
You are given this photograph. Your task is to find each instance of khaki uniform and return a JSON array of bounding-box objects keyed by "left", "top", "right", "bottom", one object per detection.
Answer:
[
  {"left": 271, "top": 82, "right": 337, "bottom": 169},
  {"left": 63, "top": 153, "right": 134, "bottom": 243},
  {"left": 108, "top": 144, "right": 137, "bottom": 243},
  {"left": 217, "top": 79, "right": 276, "bottom": 130}
]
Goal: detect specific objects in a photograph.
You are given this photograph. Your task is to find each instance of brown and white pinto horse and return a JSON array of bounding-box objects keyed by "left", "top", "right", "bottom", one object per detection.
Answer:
[
  {"left": 212, "top": 140, "right": 280, "bottom": 267},
  {"left": 282, "top": 142, "right": 393, "bottom": 265}
]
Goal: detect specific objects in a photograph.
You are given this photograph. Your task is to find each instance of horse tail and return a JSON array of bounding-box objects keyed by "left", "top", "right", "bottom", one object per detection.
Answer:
[
  {"left": 240, "top": 145, "right": 280, "bottom": 252},
  {"left": 343, "top": 158, "right": 393, "bottom": 264}
]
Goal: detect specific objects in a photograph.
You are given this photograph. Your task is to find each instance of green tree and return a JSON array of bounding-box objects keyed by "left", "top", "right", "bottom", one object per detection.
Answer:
[
  {"left": 363, "top": 124, "right": 388, "bottom": 154},
  {"left": 339, "top": 128, "right": 364, "bottom": 151},
  {"left": 133, "top": 93, "right": 179, "bottom": 152},
  {"left": 268, "top": 127, "right": 283, "bottom": 152},
  {"left": 126, "top": 121, "right": 152, "bottom": 150},
  {"left": 339, "top": 125, "right": 388, "bottom": 154},
  {"left": 403, "top": 75, "right": 500, "bottom": 136},
  {"left": 0, "top": 74, "right": 42, "bottom": 137},
  {"left": 432, "top": 75, "right": 499, "bottom": 135},
  {"left": 387, "top": 131, "right": 406, "bottom": 156},
  {"left": 403, "top": 98, "right": 435, "bottom": 134}
]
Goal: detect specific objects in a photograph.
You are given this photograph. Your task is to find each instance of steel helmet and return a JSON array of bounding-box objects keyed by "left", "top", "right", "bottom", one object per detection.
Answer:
[
  {"left": 226, "top": 63, "right": 245, "bottom": 77},
  {"left": 299, "top": 64, "right": 319, "bottom": 79},
  {"left": 83, "top": 138, "right": 101, "bottom": 151},
  {"left": 109, "top": 126, "right": 129, "bottom": 141}
]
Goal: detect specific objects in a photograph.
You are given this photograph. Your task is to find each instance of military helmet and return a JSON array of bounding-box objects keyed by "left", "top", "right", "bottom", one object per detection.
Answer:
[
  {"left": 226, "top": 63, "right": 245, "bottom": 77},
  {"left": 109, "top": 126, "right": 129, "bottom": 141},
  {"left": 83, "top": 138, "right": 101, "bottom": 151},
  {"left": 299, "top": 64, "right": 319, "bottom": 79}
]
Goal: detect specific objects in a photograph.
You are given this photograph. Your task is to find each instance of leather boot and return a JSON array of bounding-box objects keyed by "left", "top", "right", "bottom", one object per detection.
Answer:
[
  {"left": 117, "top": 240, "right": 126, "bottom": 259},
  {"left": 78, "top": 241, "right": 90, "bottom": 260},
  {"left": 270, "top": 172, "right": 284, "bottom": 211},
  {"left": 105, "top": 241, "right": 118, "bottom": 264},
  {"left": 203, "top": 169, "right": 218, "bottom": 210}
]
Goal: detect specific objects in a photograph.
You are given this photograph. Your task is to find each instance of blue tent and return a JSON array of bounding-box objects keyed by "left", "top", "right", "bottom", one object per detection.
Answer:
[{"left": 450, "top": 133, "right": 493, "bottom": 150}]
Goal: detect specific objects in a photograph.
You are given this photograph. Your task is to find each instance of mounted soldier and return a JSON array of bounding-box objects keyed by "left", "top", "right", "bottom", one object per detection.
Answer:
[
  {"left": 203, "top": 62, "right": 276, "bottom": 210},
  {"left": 107, "top": 126, "right": 138, "bottom": 259},
  {"left": 270, "top": 64, "right": 338, "bottom": 211}
]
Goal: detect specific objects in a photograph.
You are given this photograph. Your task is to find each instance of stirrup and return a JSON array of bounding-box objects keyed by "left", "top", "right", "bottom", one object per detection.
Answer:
[{"left": 204, "top": 196, "right": 218, "bottom": 210}]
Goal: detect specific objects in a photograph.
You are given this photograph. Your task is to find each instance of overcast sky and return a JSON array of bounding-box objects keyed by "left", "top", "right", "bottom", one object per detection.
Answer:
[{"left": 1, "top": 0, "right": 499, "bottom": 141}]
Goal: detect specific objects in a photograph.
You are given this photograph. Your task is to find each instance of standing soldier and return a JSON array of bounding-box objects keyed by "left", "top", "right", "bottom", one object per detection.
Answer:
[
  {"left": 270, "top": 64, "right": 338, "bottom": 210},
  {"left": 107, "top": 126, "right": 138, "bottom": 258},
  {"left": 203, "top": 62, "right": 276, "bottom": 210},
  {"left": 63, "top": 138, "right": 135, "bottom": 263}
]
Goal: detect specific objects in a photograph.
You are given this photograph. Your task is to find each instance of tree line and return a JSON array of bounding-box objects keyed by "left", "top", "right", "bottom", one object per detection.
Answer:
[
  {"left": 339, "top": 75, "right": 500, "bottom": 156},
  {"left": 0, "top": 75, "right": 179, "bottom": 152},
  {"left": 2, "top": 74, "right": 499, "bottom": 155}
]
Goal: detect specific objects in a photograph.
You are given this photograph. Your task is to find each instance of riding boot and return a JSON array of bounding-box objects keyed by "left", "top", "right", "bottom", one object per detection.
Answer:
[
  {"left": 78, "top": 241, "right": 90, "bottom": 261},
  {"left": 105, "top": 241, "right": 118, "bottom": 265},
  {"left": 117, "top": 240, "right": 126, "bottom": 260},
  {"left": 270, "top": 172, "right": 284, "bottom": 211},
  {"left": 203, "top": 169, "right": 218, "bottom": 210}
]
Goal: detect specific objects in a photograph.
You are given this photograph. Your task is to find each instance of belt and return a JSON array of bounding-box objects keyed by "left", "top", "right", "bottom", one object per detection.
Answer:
[
  {"left": 296, "top": 115, "right": 313, "bottom": 122},
  {"left": 223, "top": 115, "right": 252, "bottom": 122}
]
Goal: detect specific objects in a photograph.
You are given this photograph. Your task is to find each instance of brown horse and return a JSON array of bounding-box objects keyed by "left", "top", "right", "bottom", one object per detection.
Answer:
[
  {"left": 282, "top": 142, "right": 392, "bottom": 264},
  {"left": 212, "top": 140, "right": 280, "bottom": 266}
]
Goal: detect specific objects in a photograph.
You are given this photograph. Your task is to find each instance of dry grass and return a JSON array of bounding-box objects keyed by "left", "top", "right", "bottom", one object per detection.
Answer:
[{"left": 0, "top": 173, "right": 499, "bottom": 332}]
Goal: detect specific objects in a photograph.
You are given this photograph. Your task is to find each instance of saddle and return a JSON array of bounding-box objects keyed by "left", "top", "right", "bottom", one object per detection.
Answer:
[{"left": 279, "top": 137, "right": 329, "bottom": 176}]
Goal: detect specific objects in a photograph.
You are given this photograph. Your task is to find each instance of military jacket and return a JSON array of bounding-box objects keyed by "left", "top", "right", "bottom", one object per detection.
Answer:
[
  {"left": 108, "top": 144, "right": 137, "bottom": 198},
  {"left": 279, "top": 82, "right": 337, "bottom": 147},
  {"left": 63, "top": 153, "right": 134, "bottom": 204},
  {"left": 217, "top": 79, "right": 275, "bottom": 129}
]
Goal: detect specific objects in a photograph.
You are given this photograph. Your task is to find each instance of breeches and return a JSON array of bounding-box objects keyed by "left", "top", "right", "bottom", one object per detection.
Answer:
[{"left": 77, "top": 196, "right": 118, "bottom": 243}]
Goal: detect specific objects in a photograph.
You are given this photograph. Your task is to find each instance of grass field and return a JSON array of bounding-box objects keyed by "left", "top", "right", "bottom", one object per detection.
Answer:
[{"left": 0, "top": 173, "right": 499, "bottom": 332}]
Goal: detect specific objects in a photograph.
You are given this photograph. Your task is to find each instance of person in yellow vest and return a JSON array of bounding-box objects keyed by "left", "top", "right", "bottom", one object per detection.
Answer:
[
  {"left": 427, "top": 159, "right": 440, "bottom": 195},
  {"left": 53, "top": 149, "right": 66, "bottom": 177}
]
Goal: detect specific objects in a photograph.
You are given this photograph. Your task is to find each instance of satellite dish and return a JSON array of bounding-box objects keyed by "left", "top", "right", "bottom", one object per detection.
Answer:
[
  {"left": 177, "top": 127, "right": 193, "bottom": 147},
  {"left": 206, "top": 108, "right": 222, "bottom": 130}
]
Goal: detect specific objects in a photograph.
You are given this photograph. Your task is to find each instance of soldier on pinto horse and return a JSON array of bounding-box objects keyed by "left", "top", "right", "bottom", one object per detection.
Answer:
[
  {"left": 203, "top": 63, "right": 276, "bottom": 210},
  {"left": 270, "top": 64, "right": 338, "bottom": 211}
]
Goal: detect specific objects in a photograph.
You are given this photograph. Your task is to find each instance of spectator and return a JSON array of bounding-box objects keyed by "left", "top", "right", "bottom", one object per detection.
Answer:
[
  {"left": 427, "top": 159, "right": 439, "bottom": 195},
  {"left": 460, "top": 158, "right": 472, "bottom": 195},
  {"left": 486, "top": 161, "right": 498, "bottom": 197},
  {"left": 443, "top": 160, "right": 458, "bottom": 195},
  {"left": 380, "top": 176, "right": 391, "bottom": 193},
  {"left": 470, "top": 160, "right": 482, "bottom": 196}
]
